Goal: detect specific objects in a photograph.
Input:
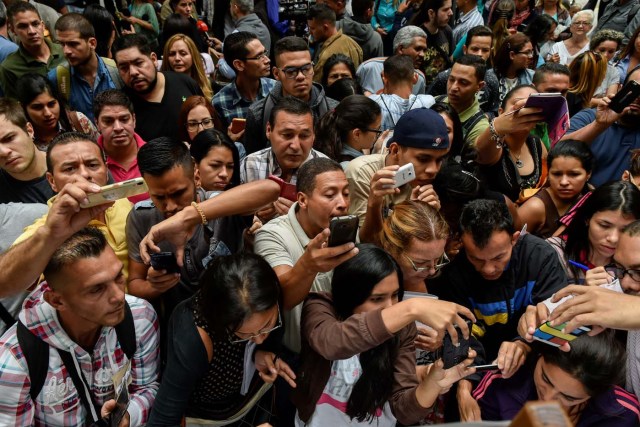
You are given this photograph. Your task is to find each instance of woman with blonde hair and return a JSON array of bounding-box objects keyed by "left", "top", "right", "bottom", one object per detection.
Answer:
[
  {"left": 566, "top": 50, "right": 607, "bottom": 115},
  {"left": 161, "top": 34, "right": 213, "bottom": 102},
  {"left": 534, "top": 0, "right": 570, "bottom": 29},
  {"left": 379, "top": 200, "right": 450, "bottom": 294}
]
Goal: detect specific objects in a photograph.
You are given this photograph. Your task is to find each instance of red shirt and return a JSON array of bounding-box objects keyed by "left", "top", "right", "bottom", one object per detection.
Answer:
[{"left": 98, "top": 133, "right": 149, "bottom": 204}]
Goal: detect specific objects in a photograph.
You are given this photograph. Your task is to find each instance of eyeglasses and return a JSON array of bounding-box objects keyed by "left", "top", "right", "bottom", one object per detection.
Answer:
[
  {"left": 186, "top": 117, "right": 214, "bottom": 132},
  {"left": 244, "top": 51, "right": 269, "bottom": 61},
  {"left": 229, "top": 308, "right": 282, "bottom": 344},
  {"left": 572, "top": 21, "right": 591, "bottom": 27},
  {"left": 364, "top": 127, "right": 384, "bottom": 140},
  {"left": 605, "top": 263, "right": 640, "bottom": 282},
  {"left": 279, "top": 62, "right": 314, "bottom": 79},
  {"left": 403, "top": 252, "right": 450, "bottom": 273},
  {"left": 517, "top": 50, "right": 534, "bottom": 58}
]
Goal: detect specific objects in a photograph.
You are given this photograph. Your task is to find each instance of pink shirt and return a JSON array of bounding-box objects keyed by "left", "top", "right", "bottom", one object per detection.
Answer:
[{"left": 98, "top": 133, "right": 149, "bottom": 204}]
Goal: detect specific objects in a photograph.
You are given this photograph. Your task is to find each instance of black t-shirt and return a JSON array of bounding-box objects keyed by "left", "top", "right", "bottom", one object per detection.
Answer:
[
  {"left": 423, "top": 25, "right": 453, "bottom": 87},
  {"left": 0, "top": 170, "right": 55, "bottom": 204},
  {"left": 126, "top": 71, "right": 203, "bottom": 142}
]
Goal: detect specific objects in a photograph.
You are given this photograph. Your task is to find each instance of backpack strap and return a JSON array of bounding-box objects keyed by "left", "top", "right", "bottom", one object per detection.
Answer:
[
  {"left": 462, "top": 110, "right": 487, "bottom": 141},
  {"left": 55, "top": 64, "right": 71, "bottom": 103},
  {"left": 0, "top": 302, "right": 16, "bottom": 328},
  {"left": 434, "top": 94, "right": 447, "bottom": 103},
  {"left": 57, "top": 348, "right": 104, "bottom": 424},
  {"left": 101, "top": 57, "right": 124, "bottom": 89},
  {"left": 16, "top": 321, "right": 49, "bottom": 400},
  {"left": 115, "top": 301, "right": 136, "bottom": 360}
]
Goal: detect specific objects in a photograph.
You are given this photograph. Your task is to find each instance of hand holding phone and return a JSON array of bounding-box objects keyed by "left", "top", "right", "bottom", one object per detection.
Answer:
[
  {"left": 150, "top": 252, "right": 180, "bottom": 274},
  {"left": 440, "top": 320, "right": 472, "bottom": 369},
  {"left": 80, "top": 178, "right": 148, "bottom": 208},
  {"left": 328, "top": 215, "right": 359, "bottom": 247},
  {"left": 230, "top": 118, "right": 246, "bottom": 134},
  {"left": 609, "top": 80, "right": 640, "bottom": 113},
  {"left": 394, "top": 163, "right": 415, "bottom": 188}
]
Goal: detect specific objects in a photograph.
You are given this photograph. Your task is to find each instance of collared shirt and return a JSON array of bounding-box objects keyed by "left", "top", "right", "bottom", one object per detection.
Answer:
[
  {"left": 213, "top": 77, "right": 276, "bottom": 129},
  {"left": 369, "top": 93, "right": 436, "bottom": 130},
  {"left": 240, "top": 147, "right": 328, "bottom": 184},
  {"left": 97, "top": 133, "right": 149, "bottom": 204},
  {"left": 0, "top": 38, "right": 65, "bottom": 99},
  {"left": 48, "top": 55, "right": 123, "bottom": 122},
  {"left": 452, "top": 7, "right": 484, "bottom": 46},
  {"left": 254, "top": 202, "right": 334, "bottom": 352},
  {"left": 0, "top": 35, "right": 18, "bottom": 66},
  {"left": 13, "top": 197, "right": 132, "bottom": 279}
]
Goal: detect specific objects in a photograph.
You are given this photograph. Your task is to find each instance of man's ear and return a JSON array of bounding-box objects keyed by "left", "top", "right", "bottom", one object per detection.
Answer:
[
  {"left": 297, "top": 190, "right": 308, "bottom": 208},
  {"left": 88, "top": 37, "right": 98, "bottom": 50},
  {"left": 412, "top": 71, "right": 419, "bottom": 84},
  {"left": 233, "top": 58, "right": 245, "bottom": 72},
  {"left": 463, "top": 45, "right": 468, "bottom": 55},
  {"left": 46, "top": 171, "right": 58, "bottom": 193},
  {"left": 273, "top": 66, "right": 281, "bottom": 81},
  {"left": 194, "top": 165, "right": 202, "bottom": 188},
  {"left": 478, "top": 80, "right": 485, "bottom": 92},
  {"left": 388, "top": 142, "right": 400, "bottom": 162},
  {"left": 511, "top": 231, "right": 521, "bottom": 246},
  {"left": 150, "top": 52, "right": 158, "bottom": 67},
  {"left": 44, "top": 290, "right": 65, "bottom": 311},
  {"left": 266, "top": 121, "right": 272, "bottom": 141},
  {"left": 623, "top": 170, "right": 631, "bottom": 181}
]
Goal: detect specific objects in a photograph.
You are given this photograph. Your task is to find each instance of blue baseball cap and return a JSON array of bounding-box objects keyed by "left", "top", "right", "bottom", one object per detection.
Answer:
[{"left": 390, "top": 108, "right": 450, "bottom": 149}]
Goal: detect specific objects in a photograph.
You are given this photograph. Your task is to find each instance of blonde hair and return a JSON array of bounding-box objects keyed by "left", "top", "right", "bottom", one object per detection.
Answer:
[
  {"left": 535, "top": 0, "right": 568, "bottom": 11},
  {"left": 568, "top": 51, "right": 606, "bottom": 107},
  {"left": 162, "top": 33, "right": 213, "bottom": 102},
  {"left": 379, "top": 201, "right": 449, "bottom": 260}
]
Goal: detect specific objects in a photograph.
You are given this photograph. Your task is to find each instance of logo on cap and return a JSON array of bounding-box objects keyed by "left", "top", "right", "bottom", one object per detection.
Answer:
[{"left": 433, "top": 137, "right": 443, "bottom": 146}]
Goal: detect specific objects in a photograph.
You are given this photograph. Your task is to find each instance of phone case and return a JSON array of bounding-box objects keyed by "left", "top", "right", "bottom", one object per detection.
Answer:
[
  {"left": 328, "top": 215, "right": 359, "bottom": 247},
  {"left": 81, "top": 178, "right": 148, "bottom": 208},
  {"left": 230, "top": 118, "right": 246, "bottom": 134},
  {"left": 394, "top": 163, "right": 415, "bottom": 188},
  {"left": 150, "top": 252, "right": 180, "bottom": 274},
  {"left": 441, "top": 320, "right": 471, "bottom": 369},
  {"left": 523, "top": 94, "right": 570, "bottom": 146},
  {"left": 609, "top": 81, "right": 640, "bottom": 113}
]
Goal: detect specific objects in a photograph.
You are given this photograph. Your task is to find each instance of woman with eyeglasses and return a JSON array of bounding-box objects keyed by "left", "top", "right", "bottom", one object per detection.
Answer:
[
  {"left": 147, "top": 253, "right": 296, "bottom": 426},
  {"left": 547, "top": 10, "right": 592, "bottom": 66},
  {"left": 292, "top": 244, "right": 477, "bottom": 426},
  {"left": 547, "top": 180, "right": 640, "bottom": 284},
  {"left": 314, "top": 95, "right": 383, "bottom": 167},
  {"left": 517, "top": 140, "right": 593, "bottom": 238},
  {"left": 493, "top": 33, "right": 535, "bottom": 101}
]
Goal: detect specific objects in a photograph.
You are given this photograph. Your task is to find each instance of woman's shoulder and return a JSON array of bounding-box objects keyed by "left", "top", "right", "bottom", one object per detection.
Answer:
[{"left": 584, "top": 386, "right": 640, "bottom": 426}]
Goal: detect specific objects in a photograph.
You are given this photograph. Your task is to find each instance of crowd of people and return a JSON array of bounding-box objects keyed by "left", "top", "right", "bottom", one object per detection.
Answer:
[{"left": 1, "top": 0, "right": 640, "bottom": 425}]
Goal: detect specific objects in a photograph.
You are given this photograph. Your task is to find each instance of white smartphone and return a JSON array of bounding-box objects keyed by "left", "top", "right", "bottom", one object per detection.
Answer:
[
  {"left": 394, "top": 163, "right": 416, "bottom": 188},
  {"left": 81, "top": 178, "right": 148, "bottom": 208}
]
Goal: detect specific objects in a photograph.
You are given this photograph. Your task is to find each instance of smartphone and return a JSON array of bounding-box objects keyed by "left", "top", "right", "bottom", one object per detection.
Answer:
[
  {"left": 441, "top": 320, "right": 472, "bottom": 369},
  {"left": 150, "top": 252, "right": 180, "bottom": 274},
  {"left": 471, "top": 364, "right": 500, "bottom": 372},
  {"left": 609, "top": 80, "right": 640, "bottom": 113},
  {"left": 80, "top": 178, "right": 148, "bottom": 208},
  {"left": 267, "top": 175, "right": 297, "bottom": 202},
  {"left": 328, "top": 215, "right": 359, "bottom": 247},
  {"left": 523, "top": 93, "right": 570, "bottom": 145},
  {"left": 394, "top": 163, "right": 415, "bottom": 188},
  {"left": 230, "top": 118, "right": 246, "bottom": 134},
  {"left": 532, "top": 321, "right": 591, "bottom": 348}
]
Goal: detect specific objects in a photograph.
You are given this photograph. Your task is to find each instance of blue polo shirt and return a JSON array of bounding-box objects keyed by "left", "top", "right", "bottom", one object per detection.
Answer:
[
  {"left": 568, "top": 108, "right": 640, "bottom": 186},
  {"left": 48, "top": 54, "right": 122, "bottom": 122}
]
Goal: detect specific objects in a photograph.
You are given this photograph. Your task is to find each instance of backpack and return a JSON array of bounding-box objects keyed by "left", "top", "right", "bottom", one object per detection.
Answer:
[
  {"left": 55, "top": 57, "right": 122, "bottom": 103},
  {"left": 16, "top": 301, "right": 137, "bottom": 402},
  {"left": 435, "top": 94, "right": 487, "bottom": 141}
]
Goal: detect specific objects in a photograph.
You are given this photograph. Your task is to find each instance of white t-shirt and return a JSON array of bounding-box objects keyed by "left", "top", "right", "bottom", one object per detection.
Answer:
[
  {"left": 296, "top": 355, "right": 397, "bottom": 427},
  {"left": 549, "top": 40, "right": 589, "bottom": 66}
]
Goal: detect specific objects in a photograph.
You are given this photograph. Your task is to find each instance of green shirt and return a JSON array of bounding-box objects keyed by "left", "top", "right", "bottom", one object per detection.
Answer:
[
  {"left": 0, "top": 38, "right": 64, "bottom": 99},
  {"left": 441, "top": 95, "right": 490, "bottom": 147}
]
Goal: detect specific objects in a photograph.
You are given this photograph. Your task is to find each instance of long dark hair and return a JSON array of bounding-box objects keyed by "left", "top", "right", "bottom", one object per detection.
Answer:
[
  {"left": 198, "top": 253, "right": 281, "bottom": 337},
  {"left": 430, "top": 101, "right": 464, "bottom": 160},
  {"left": 562, "top": 181, "right": 640, "bottom": 278},
  {"left": 15, "top": 73, "right": 72, "bottom": 134},
  {"left": 523, "top": 14, "right": 556, "bottom": 46},
  {"left": 538, "top": 330, "right": 625, "bottom": 397},
  {"left": 321, "top": 53, "right": 356, "bottom": 89},
  {"left": 331, "top": 244, "right": 403, "bottom": 422},
  {"left": 83, "top": 4, "right": 115, "bottom": 58},
  {"left": 190, "top": 128, "right": 241, "bottom": 189},
  {"left": 314, "top": 95, "right": 381, "bottom": 162},
  {"left": 494, "top": 32, "right": 531, "bottom": 78}
]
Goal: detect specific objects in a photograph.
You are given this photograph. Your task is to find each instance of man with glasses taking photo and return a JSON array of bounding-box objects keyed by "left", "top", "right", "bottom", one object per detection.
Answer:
[
  {"left": 243, "top": 36, "right": 338, "bottom": 154},
  {"left": 213, "top": 31, "right": 275, "bottom": 135}
]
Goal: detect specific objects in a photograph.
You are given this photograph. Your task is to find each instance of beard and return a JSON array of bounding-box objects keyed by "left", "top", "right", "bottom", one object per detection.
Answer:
[{"left": 133, "top": 73, "right": 158, "bottom": 95}]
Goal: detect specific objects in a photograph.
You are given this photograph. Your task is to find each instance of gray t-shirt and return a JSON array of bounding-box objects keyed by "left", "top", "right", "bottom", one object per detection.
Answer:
[
  {"left": 357, "top": 58, "right": 426, "bottom": 95},
  {"left": 0, "top": 202, "right": 49, "bottom": 335}
]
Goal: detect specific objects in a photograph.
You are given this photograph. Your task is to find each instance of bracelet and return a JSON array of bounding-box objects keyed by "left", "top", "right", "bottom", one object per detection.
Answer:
[
  {"left": 191, "top": 201, "right": 207, "bottom": 225},
  {"left": 489, "top": 118, "right": 505, "bottom": 149}
]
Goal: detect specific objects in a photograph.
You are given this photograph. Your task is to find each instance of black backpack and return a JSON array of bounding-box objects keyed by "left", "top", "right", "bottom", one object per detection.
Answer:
[{"left": 16, "top": 302, "right": 137, "bottom": 402}]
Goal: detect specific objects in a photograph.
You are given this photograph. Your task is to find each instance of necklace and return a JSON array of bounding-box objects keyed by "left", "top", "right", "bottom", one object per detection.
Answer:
[{"left": 510, "top": 147, "right": 524, "bottom": 168}]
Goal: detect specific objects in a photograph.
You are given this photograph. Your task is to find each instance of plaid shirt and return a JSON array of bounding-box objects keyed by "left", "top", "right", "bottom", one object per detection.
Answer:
[
  {"left": 0, "top": 285, "right": 160, "bottom": 426},
  {"left": 213, "top": 77, "right": 276, "bottom": 129},
  {"left": 240, "top": 147, "right": 328, "bottom": 184}
]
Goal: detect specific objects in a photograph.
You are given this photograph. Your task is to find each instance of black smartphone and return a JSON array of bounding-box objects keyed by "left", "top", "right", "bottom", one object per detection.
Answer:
[
  {"left": 150, "top": 252, "right": 180, "bottom": 274},
  {"left": 328, "top": 215, "right": 359, "bottom": 247},
  {"left": 441, "top": 320, "right": 472, "bottom": 369},
  {"left": 609, "top": 80, "right": 640, "bottom": 113},
  {"left": 471, "top": 364, "right": 500, "bottom": 372}
]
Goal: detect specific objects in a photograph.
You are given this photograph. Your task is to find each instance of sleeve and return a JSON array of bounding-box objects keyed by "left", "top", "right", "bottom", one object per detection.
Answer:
[
  {"left": 427, "top": 71, "right": 447, "bottom": 96},
  {"left": 0, "top": 334, "right": 35, "bottom": 426},
  {"left": 301, "top": 295, "right": 395, "bottom": 360},
  {"left": 567, "top": 108, "right": 595, "bottom": 133},
  {"left": 125, "top": 209, "right": 145, "bottom": 263},
  {"left": 146, "top": 303, "right": 210, "bottom": 427},
  {"left": 146, "top": 4, "right": 160, "bottom": 36},
  {"left": 254, "top": 226, "right": 295, "bottom": 269},
  {"left": 389, "top": 325, "right": 433, "bottom": 425},
  {"left": 345, "top": 162, "right": 374, "bottom": 227},
  {"left": 529, "top": 240, "right": 569, "bottom": 304},
  {"left": 357, "top": 63, "right": 378, "bottom": 94},
  {"left": 472, "top": 371, "right": 505, "bottom": 420},
  {"left": 127, "top": 299, "right": 161, "bottom": 426}
]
